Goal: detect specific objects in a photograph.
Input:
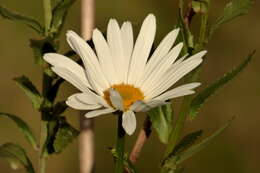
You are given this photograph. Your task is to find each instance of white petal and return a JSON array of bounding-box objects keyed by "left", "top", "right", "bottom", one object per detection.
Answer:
[
  {"left": 145, "top": 51, "right": 206, "bottom": 99},
  {"left": 51, "top": 67, "right": 90, "bottom": 93},
  {"left": 153, "top": 83, "right": 201, "bottom": 101},
  {"left": 128, "top": 14, "right": 156, "bottom": 84},
  {"left": 44, "top": 53, "right": 92, "bottom": 88},
  {"left": 84, "top": 108, "right": 115, "bottom": 118},
  {"left": 137, "top": 28, "right": 180, "bottom": 85},
  {"left": 122, "top": 110, "right": 136, "bottom": 135},
  {"left": 109, "top": 89, "right": 124, "bottom": 111},
  {"left": 92, "top": 29, "right": 118, "bottom": 84},
  {"left": 107, "top": 19, "right": 125, "bottom": 83},
  {"left": 140, "top": 43, "right": 183, "bottom": 90},
  {"left": 129, "top": 101, "right": 148, "bottom": 112},
  {"left": 130, "top": 100, "right": 166, "bottom": 112},
  {"left": 121, "top": 22, "right": 134, "bottom": 83},
  {"left": 66, "top": 30, "right": 109, "bottom": 94},
  {"left": 66, "top": 94, "right": 102, "bottom": 110},
  {"left": 73, "top": 92, "right": 109, "bottom": 107}
]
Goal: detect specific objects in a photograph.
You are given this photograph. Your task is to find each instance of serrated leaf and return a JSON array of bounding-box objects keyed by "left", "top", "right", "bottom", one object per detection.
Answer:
[
  {"left": 0, "top": 5, "right": 44, "bottom": 35},
  {"left": 209, "top": 0, "right": 253, "bottom": 37},
  {"left": 50, "top": 0, "right": 76, "bottom": 37},
  {"left": 0, "top": 143, "right": 35, "bottom": 173},
  {"left": 53, "top": 118, "right": 79, "bottom": 153},
  {"left": 43, "top": 117, "right": 79, "bottom": 155},
  {"left": 148, "top": 103, "right": 173, "bottom": 144},
  {"left": 163, "top": 117, "right": 234, "bottom": 168},
  {"left": 172, "top": 130, "right": 203, "bottom": 155},
  {"left": 0, "top": 113, "right": 38, "bottom": 150},
  {"left": 29, "top": 38, "right": 57, "bottom": 65},
  {"left": 13, "top": 76, "right": 43, "bottom": 110},
  {"left": 110, "top": 148, "right": 139, "bottom": 173},
  {"left": 189, "top": 50, "right": 256, "bottom": 119}
]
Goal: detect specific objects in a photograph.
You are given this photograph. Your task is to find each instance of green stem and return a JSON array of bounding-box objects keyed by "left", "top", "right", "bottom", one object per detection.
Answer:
[
  {"left": 163, "top": 96, "right": 192, "bottom": 158},
  {"left": 115, "top": 115, "right": 125, "bottom": 173},
  {"left": 38, "top": 119, "right": 47, "bottom": 173},
  {"left": 43, "top": 0, "right": 52, "bottom": 35}
]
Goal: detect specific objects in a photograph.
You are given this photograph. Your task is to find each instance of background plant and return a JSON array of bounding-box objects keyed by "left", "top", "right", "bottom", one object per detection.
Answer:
[{"left": 0, "top": 0, "right": 257, "bottom": 173}]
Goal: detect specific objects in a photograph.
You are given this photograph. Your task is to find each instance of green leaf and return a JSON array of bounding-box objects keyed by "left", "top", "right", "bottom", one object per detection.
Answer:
[
  {"left": 172, "top": 130, "right": 203, "bottom": 155},
  {"left": 209, "top": 0, "right": 253, "bottom": 37},
  {"left": 13, "top": 76, "right": 43, "bottom": 110},
  {"left": 189, "top": 50, "right": 256, "bottom": 119},
  {"left": 110, "top": 148, "right": 139, "bottom": 173},
  {"left": 192, "top": 1, "right": 208, "bottom": 14},
  {"left": 0, "top": 143, "right": 35, "bottom": 173},
  {"left": 0, "top": 5, "right": 44, "bottom": 35},
  {"left": 163, "top": 117, "right": 234, "bottom": 169},
  {"left": 177, "top": 9, "right": 194, "bottom": 54},
  {"left": 29, "top": 38, "right": 57, "bottom": 65},
  {"left": 43, "top": 117, "right": 79, "bottom": 155},
  {"left": 0, "top": 113, "right": 38, "bottom": 150},
  {"left": 53, "top": 118, "right": 79, "bottom": 153},
  {"left": 50, "top": 0, "right": 76, "bottom": 37},
  {"left": 52, "top": 101, "right": 68, "bottom": 115},
  {"left": 148, "top": 103, "right": 173, "bottom": 144}
]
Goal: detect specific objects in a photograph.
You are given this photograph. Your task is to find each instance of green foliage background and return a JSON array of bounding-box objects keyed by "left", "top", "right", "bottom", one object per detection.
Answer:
[{"left": 0, "top": 0, "right": 259, "bottom": 172}]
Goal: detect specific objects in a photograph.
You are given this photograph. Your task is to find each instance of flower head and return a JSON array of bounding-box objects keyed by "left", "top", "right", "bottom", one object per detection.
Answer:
[{"left": 44, "top": 14, "right": 206, "bottom": 135}]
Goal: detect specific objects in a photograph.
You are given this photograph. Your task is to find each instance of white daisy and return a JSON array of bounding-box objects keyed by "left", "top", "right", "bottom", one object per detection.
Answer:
[{"left": 43, "top": 14, "right": 206, "bottom": 135}]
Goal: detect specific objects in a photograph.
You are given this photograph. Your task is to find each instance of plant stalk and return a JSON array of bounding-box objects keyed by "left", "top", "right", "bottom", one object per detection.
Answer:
[
  {"left": 79, "top": 1, "right": 96, "bottom": 173},
  {"left": 42, "top": 0, "right": 52, "bottom": 35},
  {"left": 115, "top": 115, "right": 125, "bottom": 173}
]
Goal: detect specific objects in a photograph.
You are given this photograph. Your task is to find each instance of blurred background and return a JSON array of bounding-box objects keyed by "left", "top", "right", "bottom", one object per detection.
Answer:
[{"left": 0, "top": 0, "right": 259, "bottom": 172}]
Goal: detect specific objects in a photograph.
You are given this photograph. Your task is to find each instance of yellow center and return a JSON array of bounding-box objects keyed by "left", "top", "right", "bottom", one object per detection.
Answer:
[{"left": 103, "top": 84, "right": 144, "bottom": 110}]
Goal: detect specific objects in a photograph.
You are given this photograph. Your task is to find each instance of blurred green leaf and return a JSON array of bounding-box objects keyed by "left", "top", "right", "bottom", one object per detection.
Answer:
[
  {"left": 189, "top": 50, "right": 256, "bottom": 119},
  {"left": 0, "top": 5, "right": 44, "bottom": 35},
  {"left": 0, "top": 143, "right": 35, "bottom": 173},
  {"left": 13, "top": 76, "right": 43, "bottom": 110},
  {"left": 110, "top": 148, "right": 139, "bottom": 173},
  {"left": 209, "top": 0, "right": 253, "bottom": 37},
  {"left": 0, "top": 113, "right": 38, "bottom": 150},
  {"left": 29, "top": 38, "right": 57, "bottom": 65},
  {"left": 43, "top": 117, "right": 79, "bottom": 155},
  {"left": 163, "top": 117, "right": 234, "bottom": 169},
  {"left": 177, "top": 9, "right": 194, "bottom": 54},
  {"left": 50, "top": 0, "right": 76, "bottom": 37},
  {"left": 148, "top": 103, "right": 173, "bottom": 144},
  {"left": 52, "top": 101, "right": 68, "bottom": 115},
  {"left": 192, "top": 1, "right": 207, "bottom": 14},
  {"left": 53, "top": 118, "right": 79, "bottom": 153},
  {"left": 172, "top": 130, "right": 203, "bottom": 155}
]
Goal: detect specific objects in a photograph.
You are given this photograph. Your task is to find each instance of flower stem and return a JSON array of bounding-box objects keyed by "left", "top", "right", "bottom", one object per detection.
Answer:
[
  {"left": 115, "top": 115, "right": 125, "bottom": 173},
  {"left": 42, "top": 0, "right": 52, "bottom": 35}
]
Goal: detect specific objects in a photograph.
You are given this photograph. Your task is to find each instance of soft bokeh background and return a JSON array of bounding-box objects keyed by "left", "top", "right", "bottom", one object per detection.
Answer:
[{"left": 0, "top": 0, "right": 259, "bottom": 172}]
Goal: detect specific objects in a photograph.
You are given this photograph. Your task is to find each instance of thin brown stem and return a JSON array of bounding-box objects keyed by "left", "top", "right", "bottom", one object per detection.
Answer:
[
  {"left": 129, "top": 116, "right": 152, "bottom": 164},
  {"left": 184, "top": 0, "right": 195, "bottom": 27},
  {"left": 79, "top": 1, "right": 95, "bottom": 173}
]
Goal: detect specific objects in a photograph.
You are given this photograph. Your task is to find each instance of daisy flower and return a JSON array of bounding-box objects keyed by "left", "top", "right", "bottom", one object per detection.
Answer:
[{"left": 43, "top": 14, "right": 206, "bottom": 135}]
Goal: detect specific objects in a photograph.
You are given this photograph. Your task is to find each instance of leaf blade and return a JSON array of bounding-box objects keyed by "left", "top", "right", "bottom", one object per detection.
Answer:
[
  {"left": 0, "top": 5, "right": 44, "bottom": 35},
  {"left": 13, "top": 76, "right": 43, "bottom": 110},
  {"left": 209, "top": 0, "right": 253, "bottom": 37},
  {"left": 148, "top": 103, "right": 173, "bottom": 144},
  {"left": 163, "top": 117, "right": 234, "bottom": 169},
  {"left": 0, "top": 143, "right": 35, "bottom": 173},
  {"left": 189, "top": 50, "right": 256, "bottom": 119},
  {"left": 0, "top": 113, "right": 38, "bottom": 150}
]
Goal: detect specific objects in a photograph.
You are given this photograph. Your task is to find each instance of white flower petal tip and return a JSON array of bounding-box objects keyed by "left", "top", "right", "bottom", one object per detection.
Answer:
[
  {"left": 109, "top": 89, "right": 124, "bottom": 111},
  {"left": 84, "top": 108, "right": 115, "bottom": 118},
  {"left": 122, "top": 111, "right": 136, "bottom": 135}
]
